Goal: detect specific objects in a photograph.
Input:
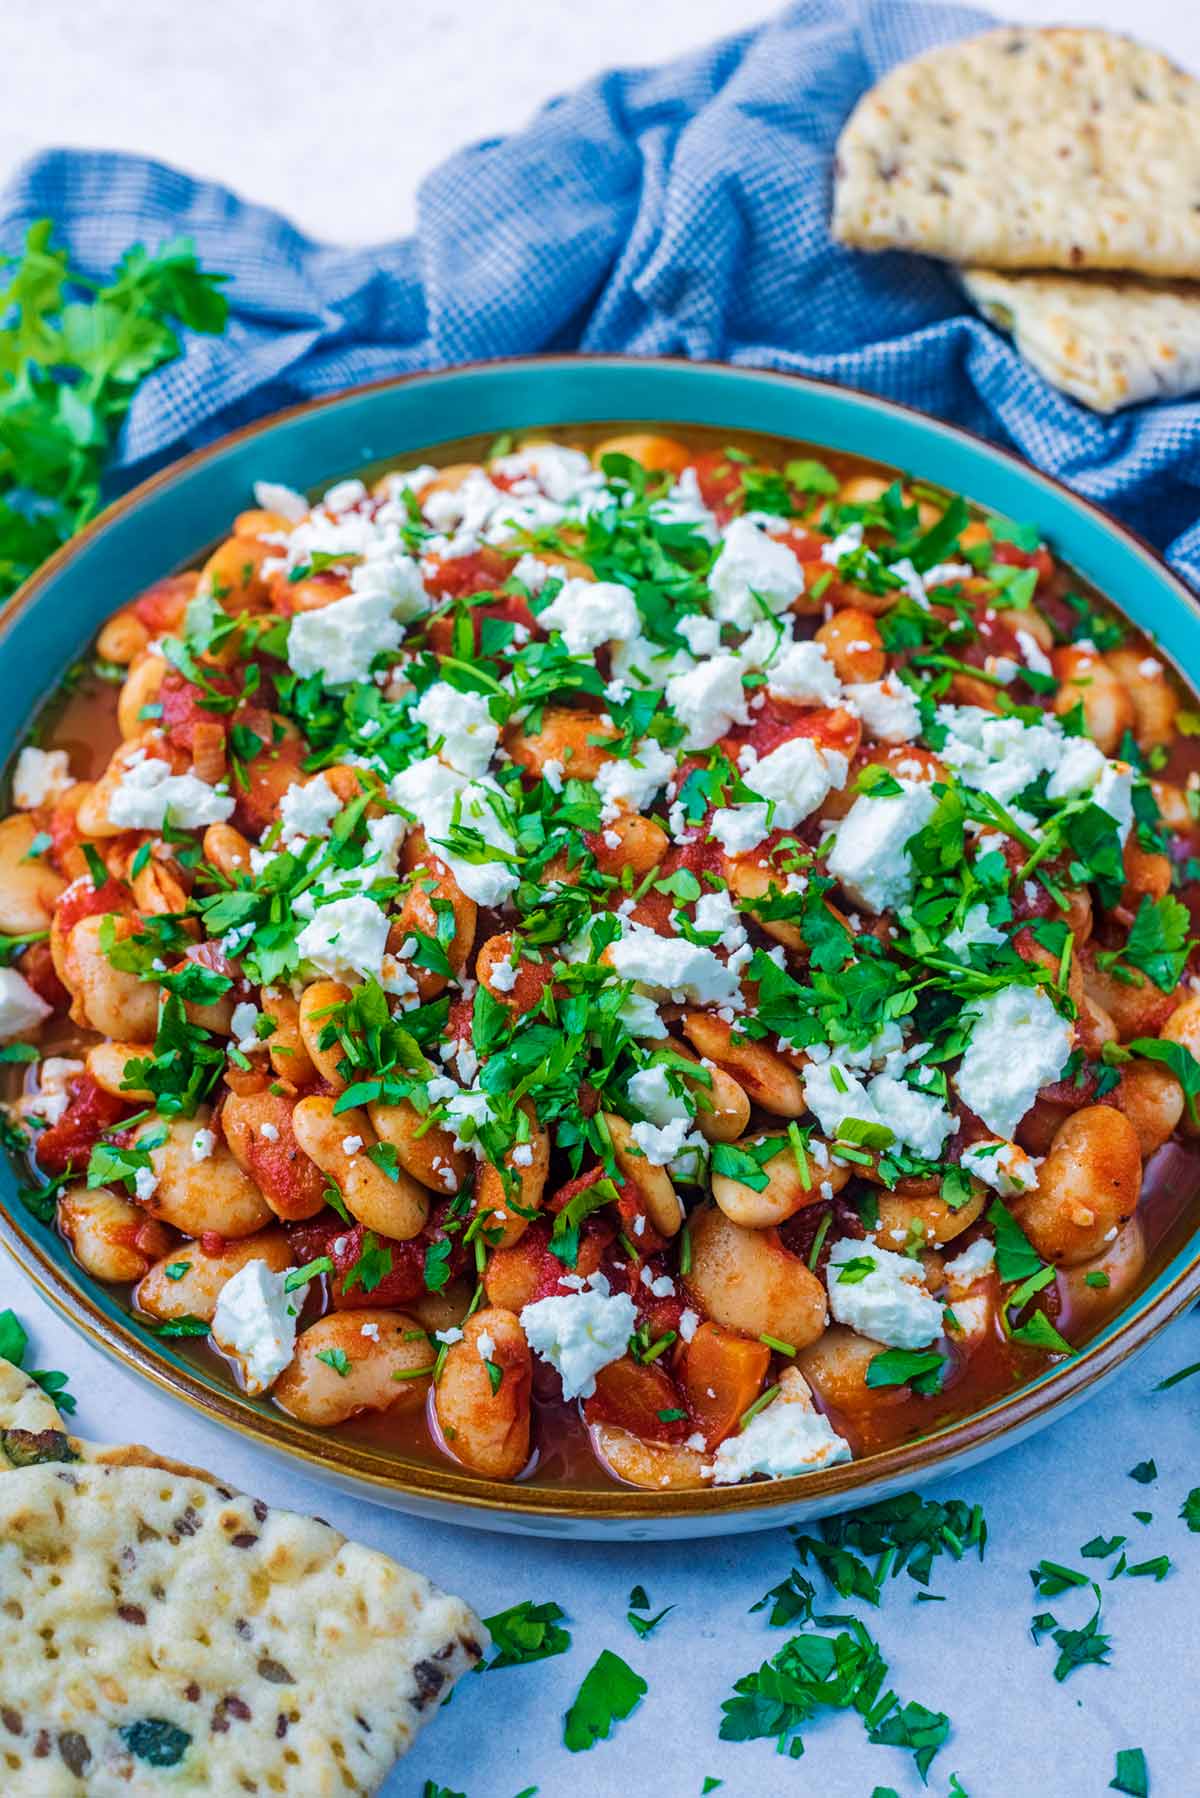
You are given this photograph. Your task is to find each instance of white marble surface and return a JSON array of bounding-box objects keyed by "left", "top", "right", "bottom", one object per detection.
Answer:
[
  {"left": 4, "top": 5, "right": 1200, "bottom": 1795},
  {"left": 0, "top": 1, "right": 1196, "bottom": 242}
]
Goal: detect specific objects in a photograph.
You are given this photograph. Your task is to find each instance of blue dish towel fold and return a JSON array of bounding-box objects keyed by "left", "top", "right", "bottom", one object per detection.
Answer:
[{"left": 2, "top": 0, "right": 1200, "bottom": 584}]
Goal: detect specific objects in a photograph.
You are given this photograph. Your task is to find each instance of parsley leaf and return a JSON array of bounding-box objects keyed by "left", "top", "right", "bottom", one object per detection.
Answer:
[
  {"left": 480, "top": 1599, "right": 571, "bottom": 1670},
  {"left": 865, "top": 1348, "right": 946, "bottom": 1395},
  {"left": 0, "top": 221, "right": 227, "bottom": 599},
  {"left": 1110, "top": 1749, "right": 1149, "bottom": 1797},
  {"left": 563, "top": 1650, "right": 647, "bottom": 1752},
  {"left": 1118, "top": 894, "right": 1194, "bottom": 991}
]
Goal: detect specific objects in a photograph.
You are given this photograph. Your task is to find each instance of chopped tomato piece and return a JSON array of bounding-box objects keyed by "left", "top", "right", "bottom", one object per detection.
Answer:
[
  {"left": 34, "top": 1075, "right": 131, "bottom": 1177},
  {"left": 680, "top": 1322, "right": 771, "bottom": 1448},
  {"left": 132, "top": 573, "right": 198, "bottom": 634},
  {"left": 584, "top": 1354, "right": 689, "bottom": 1443}
]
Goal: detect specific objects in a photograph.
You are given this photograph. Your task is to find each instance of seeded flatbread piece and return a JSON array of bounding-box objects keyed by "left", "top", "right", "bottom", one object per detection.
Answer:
[
  {"left": 0, "top": 1461, "right": 487, "bottom": 1795},
  {"left": 833, "top": 28, "right": 1200, "bottom": 276},
  {"left": 962, "top": 268, "right": 1200, "bottom": 412}
]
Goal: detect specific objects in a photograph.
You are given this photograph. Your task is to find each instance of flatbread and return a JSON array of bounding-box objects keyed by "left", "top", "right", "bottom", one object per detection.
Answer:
[
  {"left": 0, "top": 1461, "right": 486, "bottom": 1796},
  {"left": 832, "top": 28, "right": 1200, "bottom": 276},
  {"left": 962, "top": 268, "right": 1200, "bottom": 412}
]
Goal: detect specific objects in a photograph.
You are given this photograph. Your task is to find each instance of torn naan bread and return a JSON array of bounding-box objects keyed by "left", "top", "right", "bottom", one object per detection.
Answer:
[
  {"left": 833, "top": 28, "right": 1200, "bottom": 277},
  {"left": 963, "top": 268, "right": 1200, "bottom": 412}
]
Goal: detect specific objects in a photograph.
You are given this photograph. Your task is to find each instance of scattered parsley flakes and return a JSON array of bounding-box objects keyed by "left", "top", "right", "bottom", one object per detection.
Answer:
[
  {"left": 480, "top": 1599, "right": 570, "bottom": 1671},
  {"left": 563, "top": 1649, "right": 647, "bottom": 1753},
  {"left": 1110, "top": 1748, "right": 1150, "bottom": 1796},
  {"left": 1128, "top": 1460, "right": 1158, "bottom": 1486},
  {"left": 1031, "top": 1581, "right": 1112, "bottom": 1682}
]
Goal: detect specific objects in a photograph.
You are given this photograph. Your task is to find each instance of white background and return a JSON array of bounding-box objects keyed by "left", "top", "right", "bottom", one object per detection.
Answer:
[
  {"left": 4, "top": 6, "right": 1200, "bottom": 1796},
  {"left": 1, "top": 1, "right": 1196, "bottom": 242}
]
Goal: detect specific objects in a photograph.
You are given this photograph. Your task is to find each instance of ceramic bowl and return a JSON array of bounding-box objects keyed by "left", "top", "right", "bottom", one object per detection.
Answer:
[{"left": 3, "top": 356, "right": 1198, "bottom": 1538}]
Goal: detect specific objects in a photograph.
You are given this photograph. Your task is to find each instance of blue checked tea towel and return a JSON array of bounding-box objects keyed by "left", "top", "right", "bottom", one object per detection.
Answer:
[{"left": 2, "top": 0, "right": 1200, "bottom": 582}]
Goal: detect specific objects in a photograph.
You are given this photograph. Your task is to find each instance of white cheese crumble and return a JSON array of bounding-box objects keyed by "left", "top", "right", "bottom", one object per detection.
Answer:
[
  {"left": 709, "top": 1368, "right": 850, "bottom": 1484},
  {"left": 389, "top": 756, "right": 518, "bottom": 908},
  {"left": 665, "top": 655, "right": 748, "bottom": 750},
  {"left": 0, "top": 968, "right": 52, "bottom": 1041},
  {"left": 825, "top": 779, "right": 938, "bottom": 914},
  {"left": 765, "top": 638, "right": 843, "bottom": 706},
  {"left": 608, "top": 924, "right": 741, "bottom": 1008},
  {"left": 825, "top": 1237, "right": 943, "bottom": 1349},
  {"left": 212, "top": 1259, "right": 305, "bottom": 1395},
  {"left": 944, "top": 1237, "right": 997, "bottom": 1287},
  {"left": 955, "top": 984, "right": 1072, "bottom": 1139},
  {"left": 519, "top": 1286, "right": 638, "bottom": 1401},
  {"left": 537, "top": 578, "right": 640, "bottom": 653},
  {"left": 278, "top": 774, "right": 342, "bottom": 841},
  {"left": 960, "top": 1137, "right": 1039, "bottom": 1197},
  {"left": 414, "top": 680, "right": 500, "bottom": 778},
  {"left": 594, "top": 739, "right": 676, "bottom": 821},
  {"left": 847, "top": 674, "right": 921, "bottom": 744},
  {"left": 708, "top": 517, "right": 806, "bottom": 629},
  {"left": 107, "top": 751, "right": 234, "bottom": 832},
  {"left": 24, "top": 1056, "right": 83, "bottom": 1126},
  {"left": 295, "top": 895, "right": 392, "bottom": 983},
  {"left": 943, "top": 902, "right": 1006, "bottom": 961},
  {"left": 12, "top": 746, "right": 72, "bottom": 810},
  {"left": 189, "top": 1127, "right": 216, "bottom": 1163}
]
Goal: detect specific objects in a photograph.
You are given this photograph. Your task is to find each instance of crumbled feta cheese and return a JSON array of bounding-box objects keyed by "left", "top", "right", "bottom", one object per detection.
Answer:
[
  {"left": 764, "top": 639, "right": 842, "bottom": 706},
  {"left": 630, "top": 1115, "right": 697, "bottom": 1166},
  {"left": 937, "top": 706, "right": 1063, "bottom": 808},
  {"left": 12, "top": 746, "right": 72, "bottom": 810},
  {"left": 709, "top": 805, "right": 769, "bottom": 856},
  {"left": 594, "top": 739, "right": 676, "bottom": 822},
  {"left": 519, "top": 1287, "right": 638, "bottom": 1400},
  {"left": 107, "top": 751, "right": 234, "bottom": 832},
  {"left": 511, "top": 1142, "right": 534, "bottom": 1167},
  {"left": 476, "top": 1329, "right": 497, "bottom": 1363},
  {"left": 678, "top": 1307, "right": 700, "bottom": 1342},
  {"left": 627, "top": 1062, "right": 690, "bottom": 1127},
  {"left": 1015, "top": 628, "right": 1054, "bottom": 678},
  {"left": 742, "top": 737, "right": 847, "bottom": 831},
  {"left": 212, "top": 1259, "right": 303, "bottom": 1395},
  {"left": 955, "top": 985, "right": 1072, "bottom": 1139},
  {"left": 537, "top": 577, "right": 640, "bottom": 653},
  {"left": 341, "top": 1134, "right": 364, "bottom": 1155},
  {"left": 692, "top": 889, "right": 748, "bottom": 951},
  {"left": 707, "top": 516, "right": 807, "bottom": 629},
  {"left": 489, "top": 957, "right": 518, "bottom": 994},
  {"left": 960, "top": 1137, "right": 1039, "bottom": 1197},
  {"left": 0, "top": 968, "right": 51, "bottom": 1041},
  {"left": 414, "top": 681, "right": 500, "bottom": 778},
  {"left": 190, "top": 1127, "right": 216, "bottom": 1163},
  {"left": 279, "top": 774, "right": 342, "bottom": 841},
  {"left": 847, "top": 674, "right": 921, "bottom": 744},
  {"left": 287, "top": 584, "right": 414, "bottom": 687},
  {"left": 259, "top": 1122, "right": 280, "bottom": 1143},
  {"left": 253, "top": 480, "right": 309, "bottom": 521},
  {"left": 133, "top": 1166, "right": 159, "bottom": 1204},
  {"left": 825, "top": 780, "right": 938, "bottom": 914},
  {"left": 609, "top": 924, "right": 740, "bottom": 1007},
  {"left": 665, "top": 655, "right": 748, "bottom": 750},
  {"left": 709, "top": 1369, "right": 850, "bottom": 1483},
  {"left": 229, "top": 1001, "right": 261, "bottom": 1056},
  {"left": 296, "top": 895, "right": 392, "bottom": 982},
  {"left": 802, "top": 1055, "right": 956, "bottom": 1160},
  {"left": 435, "top": 1327, "right": 464, "bottom": 1346},
  {"left": 676, "top": 612, "right": 722, "bottom": 657},
  {"left": 944, "top": 902, "right": 1006, "bottom": 961},
  {"left": 944, "top": 1238, "right": 997, "bottom": 1287},
  {"left": 389, "top": 756, "right": 518, "bottom": 907},
  {"left": 825, "top": 1237, "right": 943, "bottom": 1349},
  {"left": 24, "top": 1056, "right": 83, "bottom": 1126}
]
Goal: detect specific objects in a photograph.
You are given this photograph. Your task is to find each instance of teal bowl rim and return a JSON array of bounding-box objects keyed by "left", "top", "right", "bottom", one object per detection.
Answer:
[{"left": 1, "top": 353, "right": 1198, "bottom": 1530}]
